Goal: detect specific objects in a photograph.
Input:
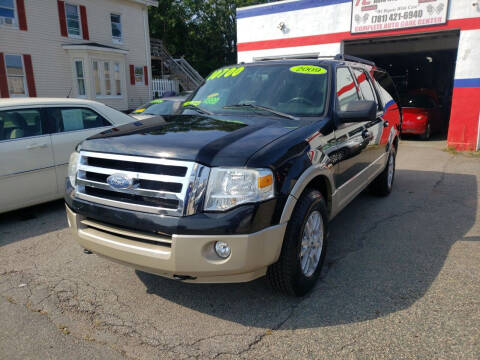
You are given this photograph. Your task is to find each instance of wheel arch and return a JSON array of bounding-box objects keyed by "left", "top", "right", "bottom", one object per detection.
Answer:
[{"left": 279, "top": 167, "right": 335, "bottom": 224}]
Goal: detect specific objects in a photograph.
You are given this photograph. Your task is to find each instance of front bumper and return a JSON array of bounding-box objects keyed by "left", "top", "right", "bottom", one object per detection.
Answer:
[
  {"left": 401, "top": 120, "right": 427, "bottom": 135},
  {"left": 401, "top": 128, "right": 425, "bottom": 135},
  {"left": 66, "top": 205, "right": 287, "bottom": 283}
]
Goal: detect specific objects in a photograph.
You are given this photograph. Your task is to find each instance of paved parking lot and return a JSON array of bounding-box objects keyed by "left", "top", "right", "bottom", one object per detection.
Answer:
[{"left": 1, "top": 141, "right": 479, "bottom": 360}]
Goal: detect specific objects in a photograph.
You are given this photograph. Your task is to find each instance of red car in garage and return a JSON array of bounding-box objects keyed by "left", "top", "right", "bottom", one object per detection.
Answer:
[{"left": 400, "top": 90, "right": 444, "bottom": 140}]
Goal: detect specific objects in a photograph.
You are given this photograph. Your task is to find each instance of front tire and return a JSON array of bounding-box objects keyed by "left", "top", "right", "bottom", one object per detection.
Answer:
[{"left": 266, "top": 189, "right": 328, "bottom": 296}]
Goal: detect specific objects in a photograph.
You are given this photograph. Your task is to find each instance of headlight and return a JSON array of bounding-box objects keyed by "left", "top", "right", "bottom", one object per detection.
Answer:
[
  {"left": 68, "top": 151, "right": 80, "bottom": 187},
  {"left": 204, "top": 168, "right": 274, "bottom": 211}
]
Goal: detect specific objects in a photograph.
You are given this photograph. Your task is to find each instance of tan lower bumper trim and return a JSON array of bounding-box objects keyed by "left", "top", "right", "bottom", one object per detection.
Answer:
[{"left": 66, "top": 205, "right": 287, "bottom": 283}]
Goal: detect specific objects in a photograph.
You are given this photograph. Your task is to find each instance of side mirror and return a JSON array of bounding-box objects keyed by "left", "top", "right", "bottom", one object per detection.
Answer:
[{"left": 336, "top": 100, "right": 377, "bottom": 123}]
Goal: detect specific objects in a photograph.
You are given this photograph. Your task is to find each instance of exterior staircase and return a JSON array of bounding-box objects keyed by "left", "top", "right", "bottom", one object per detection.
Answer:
[{"left": 150, "top": 38, "right": 204, "bottom": 91}]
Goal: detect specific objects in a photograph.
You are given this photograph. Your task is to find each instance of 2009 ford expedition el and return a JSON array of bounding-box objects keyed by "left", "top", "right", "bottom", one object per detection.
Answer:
[{"left": 65, "top": 55, "right": 401, "bottom": 296}]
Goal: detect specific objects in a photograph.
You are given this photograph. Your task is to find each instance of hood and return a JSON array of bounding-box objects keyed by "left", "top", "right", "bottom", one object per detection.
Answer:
[
  {"left": 80, "top": 114, "right": 299, "bottom": 167},
  {"left": 130, "top": 113, "right": 157, "bottom": 121},
  {"left": 402, "top": 108, "right": 429, "bottom": 121}
]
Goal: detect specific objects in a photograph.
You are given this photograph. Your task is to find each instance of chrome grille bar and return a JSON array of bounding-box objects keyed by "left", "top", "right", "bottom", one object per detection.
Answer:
[
  {"left": 80, "top": 151, "right": 192, "bottom": 167},
  {"left": 76, "top": 178, "right": 183, "bottom": 201},
  {"left": 77, "top": 165, "right": 186, "bottom": 183}
]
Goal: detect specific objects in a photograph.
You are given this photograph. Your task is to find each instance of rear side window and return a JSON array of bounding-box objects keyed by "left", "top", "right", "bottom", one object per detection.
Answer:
[
  {"left": 336, "top": 67, "right": 360, "bottom": 111},
  {"left": 134, "top": 100, "right": 175, "bottom": 115},
  {"left": 373, "top": 70, "right": 400, "bottom": 108},
  {"left": 0, "top": 109, "right": 44, "bottom": 141},
  {"left": 48, "top": 107, "right": 111, "bottom": 133}
]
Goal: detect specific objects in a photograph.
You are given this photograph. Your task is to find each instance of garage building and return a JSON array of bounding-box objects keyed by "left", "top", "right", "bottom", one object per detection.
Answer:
[{"left": 236, "top": 0, "right": 480, "bottom": 151}]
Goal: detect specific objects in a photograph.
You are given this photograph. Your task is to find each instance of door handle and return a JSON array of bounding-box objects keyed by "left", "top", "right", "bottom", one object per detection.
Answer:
[{"left": 27, "top": 143, "right": 48, "bottom": 150}]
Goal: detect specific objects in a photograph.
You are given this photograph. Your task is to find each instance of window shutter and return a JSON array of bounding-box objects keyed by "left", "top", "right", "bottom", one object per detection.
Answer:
[
  {"left": 129, "top": 65, "right": 135, "bottom": 85},
  {"left": 23, "top": 54, "right": 37, "bottom": 97},
  {"left": 16, "top": 0, "right": 27, "bottom": 31},
  {"left": 0, "top": 53, "right": 9, "bottom": 98},
  {"left": 80, "top": 5, "right": 89, "bottom": 40},
  {"left": 57, "top": 1, "right": 67, "bottom": 37},
  {"left": 144, "top": 66, "right": 148, "bottom": 86}
]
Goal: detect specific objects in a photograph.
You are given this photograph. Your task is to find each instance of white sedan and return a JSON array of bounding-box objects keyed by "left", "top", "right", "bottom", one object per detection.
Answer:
[{"left": 0, "top": 98, "right": 135, "bottom": 214}]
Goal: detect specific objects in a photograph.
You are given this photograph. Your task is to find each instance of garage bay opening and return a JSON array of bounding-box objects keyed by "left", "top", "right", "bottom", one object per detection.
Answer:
[{"left": 343, "top": 30, "right": 460, "bottom": 140}]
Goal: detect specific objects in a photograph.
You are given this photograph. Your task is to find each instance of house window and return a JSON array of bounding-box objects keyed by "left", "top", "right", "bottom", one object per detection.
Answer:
[
  {"left": 5, "top": 54, "right": 27, "bottom": 96},
  {"left": 74, "top": 60, "right": 86, "bottom": 97},
  {"left": 114, "top": 63, "right": 121, "bottom": 96},
  {"left": 135, "top": 66, "right": 144, "bottom": 84},
  {"left": 93, "top": 61, "right": 101, "bottom": 96},
  {"left": 92, "top": 60, "right": 123, "bottom": 98},
  {"left": 104, "top": 62, "right": 111, "bottom": 96},
  {"left": 0, "top": 0, "right": 17, "bottom": 27},
  {"left": 65, "top": 3, "right": 81, "bottom": 38},
  {"left": 111, "top": 14, "right": 122, "bottom": 42}
]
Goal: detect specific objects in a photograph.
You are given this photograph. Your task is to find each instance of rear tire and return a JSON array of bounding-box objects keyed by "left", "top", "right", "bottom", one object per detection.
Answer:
[
  {"left": 266, "top": 189, "right": 328, "bottom": 296},
  {"left": 370, "top": 147, "right": 396, "bottom": 197},
  {"left": 421, "top": 122, "right": 431, "bottom": 140}
]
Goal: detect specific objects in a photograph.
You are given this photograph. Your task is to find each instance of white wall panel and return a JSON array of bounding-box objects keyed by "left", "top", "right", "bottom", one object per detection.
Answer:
[
  {"left": 238, "top": 43, "right": 341, "bottom": 63},
  {"left": 237, "top": 3, "right": 351, "bottom": 44},
  {"left": 454, "top": 29, "right": 480, "bottom": 80},
  {"left": 448, "top": 0, "right": 480, "bottom": 21}
]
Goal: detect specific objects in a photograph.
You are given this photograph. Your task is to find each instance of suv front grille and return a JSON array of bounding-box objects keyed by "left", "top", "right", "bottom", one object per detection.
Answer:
[{"left": 75, "top": 151, "right": 206, "bottom": 216}]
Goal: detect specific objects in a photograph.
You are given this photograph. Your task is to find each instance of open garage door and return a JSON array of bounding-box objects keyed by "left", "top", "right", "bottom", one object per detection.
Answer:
[{"left": 343, "top": 30, "right": 459, "bottom": 140}]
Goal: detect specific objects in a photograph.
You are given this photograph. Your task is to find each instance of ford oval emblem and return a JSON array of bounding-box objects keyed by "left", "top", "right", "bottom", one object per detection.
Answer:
[{"left": 107, "top": 173, "right": 134, "bottom": 190}]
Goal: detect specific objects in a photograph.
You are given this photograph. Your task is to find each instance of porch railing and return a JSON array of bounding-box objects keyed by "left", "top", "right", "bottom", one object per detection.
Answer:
[{"left": 152, "top": 78, "right": 180, "bottom": 99}]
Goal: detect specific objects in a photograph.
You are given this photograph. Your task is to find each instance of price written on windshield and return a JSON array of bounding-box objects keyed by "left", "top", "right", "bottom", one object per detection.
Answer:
[{"left": 351, "top": 0, "right": 449, "bottom": 34}]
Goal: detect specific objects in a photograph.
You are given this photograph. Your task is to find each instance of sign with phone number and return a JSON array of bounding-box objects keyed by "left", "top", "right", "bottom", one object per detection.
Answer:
[{"left": 351, "top": 0, "right": 449, "bottom": 34}]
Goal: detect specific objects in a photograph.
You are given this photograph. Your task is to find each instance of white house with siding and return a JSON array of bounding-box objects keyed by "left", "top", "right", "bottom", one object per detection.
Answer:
[{"left": 0, "top": 0, "right": 158, "bottom": 111}]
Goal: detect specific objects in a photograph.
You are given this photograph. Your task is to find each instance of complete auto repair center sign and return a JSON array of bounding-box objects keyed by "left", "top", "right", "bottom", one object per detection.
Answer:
[{"left": 351, "top": 0, "right": 449, "bottom": 34}]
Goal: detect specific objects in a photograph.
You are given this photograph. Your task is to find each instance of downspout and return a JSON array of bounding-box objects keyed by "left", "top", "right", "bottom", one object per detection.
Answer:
[{"left": 143, "top": 7, "right": 152, "bottom": 100}]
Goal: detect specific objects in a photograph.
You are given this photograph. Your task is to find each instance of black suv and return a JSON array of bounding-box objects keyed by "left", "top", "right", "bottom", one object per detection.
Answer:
[{"left": 65, "top": 55, "right": 401, "bottom": 296}]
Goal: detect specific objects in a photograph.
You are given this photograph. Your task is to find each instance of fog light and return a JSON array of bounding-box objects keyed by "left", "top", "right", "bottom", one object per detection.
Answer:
[{"left": 214, "top": 241, "right": 231, "bottom": 258}]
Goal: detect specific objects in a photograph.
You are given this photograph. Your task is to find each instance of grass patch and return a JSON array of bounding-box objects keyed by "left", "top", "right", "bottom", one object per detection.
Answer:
[{"left": 443, "top": 147, "right": 480, "bottom": 157}]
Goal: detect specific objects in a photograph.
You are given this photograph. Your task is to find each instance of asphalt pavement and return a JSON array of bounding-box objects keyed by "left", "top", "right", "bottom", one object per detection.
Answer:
[{"left": 1, "top": 140, "right": 479, "bottom": 359}]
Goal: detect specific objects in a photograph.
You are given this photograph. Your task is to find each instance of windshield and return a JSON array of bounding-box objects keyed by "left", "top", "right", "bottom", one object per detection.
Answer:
[
  {"left": 400, "top": 94, "right": 435, "bottom": 109},
  {"left": 183, "top": 64, "right": 329, "bottom": 117},
  {"left": 133, "top": 100, "right": 175, "bottom": 115}
]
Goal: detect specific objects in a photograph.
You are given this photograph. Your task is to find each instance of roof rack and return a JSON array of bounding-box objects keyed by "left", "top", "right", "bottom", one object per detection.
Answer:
[
  {"left": 254, "top": 53, "right": 321, "bottom": 61},
  {"left": 334, "top": 54, "right": 375, "bottom": 66},
  {"left": 252, "top": 53, "right": 375, "bottom": 66}
]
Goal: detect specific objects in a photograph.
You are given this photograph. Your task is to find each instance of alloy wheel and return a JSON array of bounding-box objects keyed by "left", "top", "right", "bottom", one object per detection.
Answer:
[{"left": 300, "top": 210, "right": 324, "bottom": 277}]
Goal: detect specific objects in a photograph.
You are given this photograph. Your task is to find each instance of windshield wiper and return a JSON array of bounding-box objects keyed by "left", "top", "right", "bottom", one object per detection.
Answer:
[
  {"left": 182, "top": 104, "right": 214, "bottom": 115},
  {"left": 223, "top": 104, "right": 299, "bottom": 121}
]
